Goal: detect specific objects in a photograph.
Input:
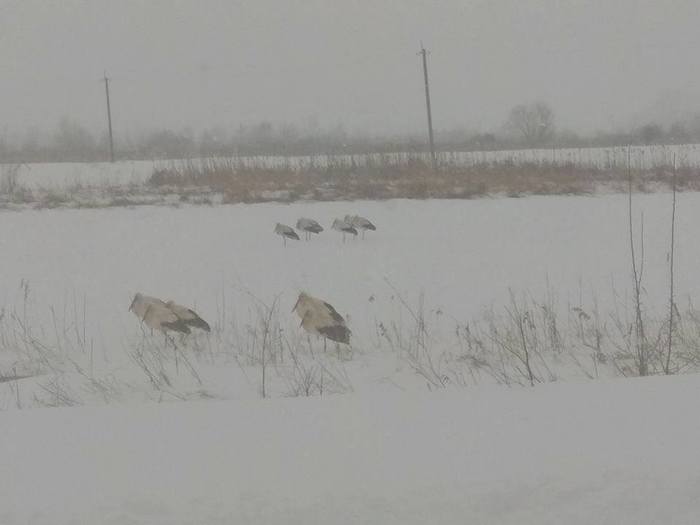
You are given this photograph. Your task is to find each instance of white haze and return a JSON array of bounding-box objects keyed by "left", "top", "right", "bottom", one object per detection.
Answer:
[{"left": 1, "top": 0, "right": 699, "bottom": 137}]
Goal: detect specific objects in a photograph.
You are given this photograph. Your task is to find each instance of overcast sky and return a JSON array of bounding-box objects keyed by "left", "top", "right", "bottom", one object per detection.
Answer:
[{"left": 1, "top": 0, "right": 699, "bottom": 139}]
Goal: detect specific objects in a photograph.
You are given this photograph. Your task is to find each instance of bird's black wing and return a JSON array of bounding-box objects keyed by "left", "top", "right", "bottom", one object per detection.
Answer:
[
  {"left": 185, "top": 309, "right": 211, "bottom": 332},
  {"left": 163, "top": 320, "right": 191, "bottom": 334},
  {"left": 323, "top": 302, "right": 345, "bottom": 324},
  {"left": 318, "top": 324, "right": 351, "bottom": 344}
]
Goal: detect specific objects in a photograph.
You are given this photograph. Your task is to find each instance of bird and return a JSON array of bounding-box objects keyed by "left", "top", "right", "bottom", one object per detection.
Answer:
[
  {"left": 296, "top": 217, "right": 324, "bottom": 240},
  {"left": 275, "top": 223, "right": 300, "bottom": 245},
  {"left": 165, "top": 300, "right": 211, "bottom": 332},
  {"left": 292, "top": 291, "right": 351, "bottom": 351},
  {"left": 128, "top": 293, "right": 191, "bottom": 336},
  {"left": 344, "top": 215, "right": 376, "bottom": 239},
  {"left": 129, "top": 293, "right": 204, "bottom": 373},
  {"left": 331, "top": 218, "right": 358, "bottom": 243}
]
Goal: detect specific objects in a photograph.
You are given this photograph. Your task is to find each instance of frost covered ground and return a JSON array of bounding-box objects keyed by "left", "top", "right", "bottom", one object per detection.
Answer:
[
  {"left": 1, "top": 191, "right": 700, "bottom": 522},
  {"left": 3, "top": 374, "right": 700, "bottom": 524}
]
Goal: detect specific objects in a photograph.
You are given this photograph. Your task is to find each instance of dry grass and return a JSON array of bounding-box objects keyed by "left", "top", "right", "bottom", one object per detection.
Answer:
[
  {"left": 148, "top": 158, "right": 700, "bottom": 203},
  {"left": 0, "top": 158, "right": 697, "bottom": 210}
]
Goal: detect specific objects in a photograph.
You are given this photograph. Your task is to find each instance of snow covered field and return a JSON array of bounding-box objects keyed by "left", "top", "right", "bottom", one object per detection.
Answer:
[
  {"left": 0, "top": 191, "right": 695, "bottom": 405},
  {"left": 1, "top": 191, "right": 699, "bottom": 522},
  {"left": 3, "top": 374, "right": 700, "bottom": 524}
]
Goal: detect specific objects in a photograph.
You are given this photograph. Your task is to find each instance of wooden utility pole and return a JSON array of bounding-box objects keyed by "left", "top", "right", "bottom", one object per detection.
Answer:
[
  {"left": 103, "top": 72, "right": 114, "bottom": 162},
  {"left": 418, "top": 43, "right": 437, "bottom": 170}
]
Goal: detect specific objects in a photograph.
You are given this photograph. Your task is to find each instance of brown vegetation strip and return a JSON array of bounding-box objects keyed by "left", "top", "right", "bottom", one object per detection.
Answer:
[{"left": 149, "top": 160, "right": 700, "bottom": 204}]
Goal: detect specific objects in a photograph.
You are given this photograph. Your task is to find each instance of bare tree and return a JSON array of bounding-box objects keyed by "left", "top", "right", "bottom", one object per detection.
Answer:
[{"left": 506, "top": 101, "right": 555, "bottom": 146}]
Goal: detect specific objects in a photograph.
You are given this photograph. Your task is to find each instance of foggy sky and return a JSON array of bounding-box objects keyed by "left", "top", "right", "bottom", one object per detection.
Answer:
[{"left": 1, "top": 0, "right": 699, "bottom": 139}]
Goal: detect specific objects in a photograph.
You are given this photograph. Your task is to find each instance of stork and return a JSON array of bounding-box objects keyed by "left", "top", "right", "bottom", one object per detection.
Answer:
[
  {"left": 296, "top": 217, "right": 324, "bottom": 240},
  {"left": 344, "top": 215, "right": 376, "bottom": 239},
  {"left": 128, "top": 293, "right": 190, "bottom": 337},
  {"left": 331, "top": 218, "right": 358, "bottom": 243},
  {"left": 275, "top": 223, "right": 300, "bottom": 246},
  {"left": 292, "top": 291, "right": 351, "bottom": 352},
  {"left": 129, "top": 293, "right": 210, "bottom": 372}
]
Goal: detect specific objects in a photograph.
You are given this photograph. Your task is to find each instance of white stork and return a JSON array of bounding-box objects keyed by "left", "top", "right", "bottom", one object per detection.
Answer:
[
  {"left": 129, "top": 293, "right": 190, "bottom": 336},
  {"left": 275, "top": 223, "right": 300, "bottom": 246},
  {"left": 331, "top": 218, "right": 358, "bottom": 243},
  {"left": 129, "top": 293, "right": 210, "bottom": 370},
  {"left": 292, "top": 292, "right": 351, "bottom": 351},
  {"left": 344, "top": 215, "right": 376, "bottom": 239},
  {"left": 129, "top": 294, "right": 210, "bottom": 336},
  {"left": 296, "top": 217, "right": 324, "bottom": 240}
]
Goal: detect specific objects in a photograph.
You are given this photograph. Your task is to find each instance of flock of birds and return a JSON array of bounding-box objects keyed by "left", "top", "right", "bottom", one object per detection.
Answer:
[
  {"left": 127, "top": 214, "right": 372, "bottom": 351},
  {"left": 275, "top": 214, "right": 376, "bottom": 245},
  {"left": 129, "top": 291, "right": 352, "bottom": 349}
]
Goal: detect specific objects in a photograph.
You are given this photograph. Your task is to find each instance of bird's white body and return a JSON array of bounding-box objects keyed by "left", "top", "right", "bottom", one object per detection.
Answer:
[
  {"left": 344, "top": 215, "right": 376, "bottom": 238},
  {"left": 296, "top": 218, "right": 324, "bottom": 240},
  {"left": 275, "top": 223, "right": 300, "bottom": 245},
  {"left": 292, "top": 292, "right": 351, "bottom": 345},
  {"left": 129, "top": 294, "right": 211, "bottom": 334},
  {"left": 331, "top": 218, "right": 358, "bottom": 242},
  {"left": 129, "top": 293, "right": 190, "bottom": 334},
  {"left": 344, "top": 215, "right": 376, "bottom": 231},
  {"left": 165, "top": 300, "right": 211, "bottom": 332}
]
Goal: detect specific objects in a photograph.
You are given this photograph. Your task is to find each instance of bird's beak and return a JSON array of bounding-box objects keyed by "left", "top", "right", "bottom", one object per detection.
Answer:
[
  {"left": 292, "top": 297, "right": 300, "bottom": 312},
  {"left": 128, "top": 297, "right": 136, "bottom": 312}
]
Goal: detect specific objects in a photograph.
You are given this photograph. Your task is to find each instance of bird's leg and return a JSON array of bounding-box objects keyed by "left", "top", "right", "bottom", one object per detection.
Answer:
[
  {"left": 165, "top": 333, "right": 179, "bottom": 375},
  {"left": 307, "top": 335, "right": 315, "bottom": 359},
  {"left": 323, "top": 338, "right": 327, "bottom": 353},
  {"left": 174, "top": 343, "right": 179, "bottom": 374},
  {"left": 362, "top": 230, "right": 365, "bottom": 240}
]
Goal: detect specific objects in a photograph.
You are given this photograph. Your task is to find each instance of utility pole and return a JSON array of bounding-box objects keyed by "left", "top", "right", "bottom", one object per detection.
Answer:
[
  {"left": 102, "top": 72, "right": 114, "bottom": 162},
  {"left": 418, "top": 43, "right": 437, "bottom": 171}
]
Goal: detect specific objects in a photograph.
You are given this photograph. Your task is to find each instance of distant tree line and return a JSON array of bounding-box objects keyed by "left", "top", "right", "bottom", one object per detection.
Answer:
[{"left": 3, "top": 102, "right": 700, "bottom": 163}]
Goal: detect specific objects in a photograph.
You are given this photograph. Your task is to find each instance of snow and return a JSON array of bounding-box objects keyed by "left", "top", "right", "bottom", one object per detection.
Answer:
[
  {"left": 2, "top": 374, "right": 700, "bottom": 524},
  {"left": 0, "top": 189, "right": 699, "bottom": 521},
  {"left": 0, "top": 191, "right": 688, "bottom": 333},
  {"left": 0, "top": 192, "right": 694, "bottom": 405}
]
